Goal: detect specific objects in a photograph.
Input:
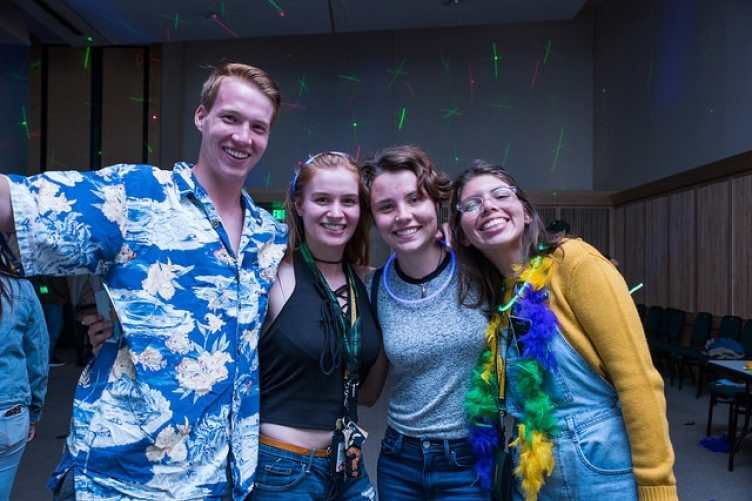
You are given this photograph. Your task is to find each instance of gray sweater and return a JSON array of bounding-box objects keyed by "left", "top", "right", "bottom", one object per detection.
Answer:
[{"left": 366, "top": 253, "right": 488, "bottom": 439}]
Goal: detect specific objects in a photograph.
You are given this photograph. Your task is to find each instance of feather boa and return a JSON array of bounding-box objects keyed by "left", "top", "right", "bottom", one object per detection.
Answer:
[
  {"left": 465, "top": 313, "right": 502, "bottom": 488},
  {"left": 465, "top": 256, "right": 559, "bottom": 500},
  {"left": 510, "top": 256, "right": 559, "bottom": 501}
]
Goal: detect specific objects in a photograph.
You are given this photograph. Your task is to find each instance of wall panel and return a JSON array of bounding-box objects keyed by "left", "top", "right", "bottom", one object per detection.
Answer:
[
  {"left": 537, "top": 207, "right": 558, "bottom": 228},
  {"left": 559, "top": 207, "right": 610, "bottom": 255},
  {"left": 46, "top": 47, "right": 90, "bottom": 171},
  {"left": 623, "top": 203, "right": 646, "bottom": 304},
  {"left": 612, "top": 205, "right": 626, "bottom": 274},
  {"left": 668, "top": 190, "right": 696, "bottom": 312},
  {"left": 101, "top": 48, "right": 147, "bottom": 166},
  {"left": 644, "top": 198, "right": 669, "bottom": 306},
  {"left": 731, "top": 174, "right": 752, "bottom": 318},
  {"left": 696, "top": 182, "right": 730, "bottom": 314}
]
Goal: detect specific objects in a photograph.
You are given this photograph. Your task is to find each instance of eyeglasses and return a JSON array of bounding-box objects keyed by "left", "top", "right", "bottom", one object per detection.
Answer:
[{"left": 456, "top": 186, "right": 517, "bottom": 213}]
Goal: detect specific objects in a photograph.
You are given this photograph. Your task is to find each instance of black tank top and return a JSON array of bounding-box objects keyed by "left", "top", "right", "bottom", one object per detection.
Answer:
[{"left": 259, "top": 251, "right": 381, "bottom": 429}]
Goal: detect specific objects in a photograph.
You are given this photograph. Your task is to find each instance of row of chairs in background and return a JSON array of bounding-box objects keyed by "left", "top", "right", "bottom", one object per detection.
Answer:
[
  {"left": 636, "top": 305, "right": 752, "bottom": 394},
  {"left": 636, "top": 304, "right": 752, "bottom": 443}
]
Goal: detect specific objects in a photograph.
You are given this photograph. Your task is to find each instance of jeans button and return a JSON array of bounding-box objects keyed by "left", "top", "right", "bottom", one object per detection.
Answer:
[{"left": 422, "top": 440, "right": 430, "bottom": 448}]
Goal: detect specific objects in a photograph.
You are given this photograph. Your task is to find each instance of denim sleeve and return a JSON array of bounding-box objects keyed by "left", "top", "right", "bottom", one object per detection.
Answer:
[{"left": 22, "top": 279, "right": 49, "bottom": 422}]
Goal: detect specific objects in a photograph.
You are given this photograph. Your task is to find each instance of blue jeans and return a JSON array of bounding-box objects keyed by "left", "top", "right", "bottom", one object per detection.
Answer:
[
  {"left": 250, "top": 443, "right": 376, "bottom": 501},
  {"left": 0, "top": 405, "right": 29, "bottom": 501},
  {"left": 51, "top": 467, "right": 74, "bottom": 501},
  {"left": 376, "top": 426, "right": 490, "bottom": 500}
]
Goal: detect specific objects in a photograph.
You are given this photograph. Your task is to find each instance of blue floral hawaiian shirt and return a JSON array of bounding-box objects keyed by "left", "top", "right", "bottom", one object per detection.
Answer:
[{"left": 8, "top": 162, "right": 287, "bottom": 500}]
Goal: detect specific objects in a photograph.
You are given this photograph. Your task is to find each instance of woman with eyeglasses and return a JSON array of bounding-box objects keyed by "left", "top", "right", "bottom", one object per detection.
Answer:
[
  {"left": 359, "top": 145, "right": 491, "bottom": 500},
  {"left": 450, "top": 159, "right": 677, "bottom": 501},
  {"left": 250, "top": 151, "right": 386, "bottom": 501}
]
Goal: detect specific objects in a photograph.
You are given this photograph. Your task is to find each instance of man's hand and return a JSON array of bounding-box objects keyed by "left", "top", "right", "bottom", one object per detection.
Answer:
[{"left": 82, "top": 314, "right": 114, "bottom": 355}]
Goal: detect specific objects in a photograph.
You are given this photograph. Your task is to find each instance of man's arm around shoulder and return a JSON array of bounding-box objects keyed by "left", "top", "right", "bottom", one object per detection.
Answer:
[{"left": 0, "top": 175, "right": 15, "bottom": 233}]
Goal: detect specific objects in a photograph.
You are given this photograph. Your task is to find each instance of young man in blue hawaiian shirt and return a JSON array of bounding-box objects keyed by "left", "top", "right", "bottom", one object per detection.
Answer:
[{"left": 0, "top": 62, "right": 288, "bottom": 501}]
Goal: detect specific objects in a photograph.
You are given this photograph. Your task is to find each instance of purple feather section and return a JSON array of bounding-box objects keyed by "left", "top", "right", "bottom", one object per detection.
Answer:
[
  {"left": 515, "top": 287, "right": 558, "bottom": 371},
  {"left": 467, "top": 419, "right": 498, "bottom": 489}
]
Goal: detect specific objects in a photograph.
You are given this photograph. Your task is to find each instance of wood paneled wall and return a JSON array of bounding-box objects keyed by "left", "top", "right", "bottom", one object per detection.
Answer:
[
  {"left": 536, "top": 206, "right": 612, "bottom": 257},
  {"left": 612, "top": 151, "right": 752, "bottom": 319}
]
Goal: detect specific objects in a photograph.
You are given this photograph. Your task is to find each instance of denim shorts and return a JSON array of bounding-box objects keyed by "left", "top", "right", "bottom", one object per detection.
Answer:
[
  {"left": 251, "top": 442, "right": 376, "bottom": 501},
  {"left": 376, "top": 426, "right": 489, "bottom": 500}
]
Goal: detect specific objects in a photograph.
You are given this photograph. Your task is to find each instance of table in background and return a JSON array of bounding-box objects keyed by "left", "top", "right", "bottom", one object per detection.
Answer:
[{"left": 706, "top": 359, "right": 752, "bottom": 471}]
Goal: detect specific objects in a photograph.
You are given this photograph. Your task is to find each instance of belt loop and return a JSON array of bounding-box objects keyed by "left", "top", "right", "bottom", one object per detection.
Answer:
[
  {"left": 392, "top": 427, "right": 404, "bottom": 453},
  {"left": 305, "top": 448, "right": 315, "bottom": 473},
  {"left": 443, "top": 440, "right": 451, "bottom": 463},
  {"left": 565, "top": 415, "right": 576, "bottom": 439}
]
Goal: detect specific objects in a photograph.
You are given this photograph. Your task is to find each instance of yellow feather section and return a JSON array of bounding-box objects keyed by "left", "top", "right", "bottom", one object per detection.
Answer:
[
  {"left": 510, "top": 424, "right": 556, "bottom": 501},
  {"left": 485, "top": 313, "right": 501, "bottom": 343},
  {"left": 479, "top": 314, "right": 501, "bottom": 384},
  {"left": 479, "top": 358, "right": 495, "bottom": 384},
  {"left": 518, "top": 256, "right": 553, "bottom": 291}
]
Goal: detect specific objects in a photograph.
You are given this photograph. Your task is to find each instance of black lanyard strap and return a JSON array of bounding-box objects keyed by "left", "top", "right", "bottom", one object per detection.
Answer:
[{"left": 300, "top": 242, "right": 361, "bottom": 418}]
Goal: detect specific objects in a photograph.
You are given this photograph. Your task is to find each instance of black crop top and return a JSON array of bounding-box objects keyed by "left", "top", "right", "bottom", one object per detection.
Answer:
[{"left": 259, "top": 251, "right": 381, "bottom": 430}]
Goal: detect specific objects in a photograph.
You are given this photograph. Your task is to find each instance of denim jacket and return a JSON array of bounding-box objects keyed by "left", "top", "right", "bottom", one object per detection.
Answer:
[{"left": 0, "top": 274, "right": 49, "bottom": 423}]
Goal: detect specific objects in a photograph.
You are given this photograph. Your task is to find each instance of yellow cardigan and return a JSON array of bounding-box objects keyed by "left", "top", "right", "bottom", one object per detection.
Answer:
[{"left": 506, "top": 238, "right": 678, "bottom": 501}]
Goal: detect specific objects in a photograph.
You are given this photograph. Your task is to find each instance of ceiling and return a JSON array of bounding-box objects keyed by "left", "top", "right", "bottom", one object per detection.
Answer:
[{"left": 2, "top": 0, "right": 590, "bottom": 47}]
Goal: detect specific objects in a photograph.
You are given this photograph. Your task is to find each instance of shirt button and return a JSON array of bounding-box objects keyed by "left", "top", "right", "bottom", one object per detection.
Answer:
[
  {"left": 422, "top": 440, "right": 430, "bottom": 449},
  {"left": 212, "top": 220, "right": 220, "bottom": 228}
]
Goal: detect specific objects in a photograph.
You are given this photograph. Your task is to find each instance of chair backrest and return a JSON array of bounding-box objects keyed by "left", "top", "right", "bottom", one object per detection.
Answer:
[
  {"left": 717, "top": 315, "right": 743, "bottom": 340},
  {"left": 740, "top": 319, "right": 752, "bottom": 357},
  {"left": 667, "top": 308, "right": 685, "bottom": 343},
  {"left": 644, "top": 306, "right": 664, "bottom": 337},
  {"left": 635, "top": 303, "right": 647, "bottom": 325},
  {"left": 689, "top": 311, "right": 713, "bottom": 347},
  {"left": 657, "top": 307, "right": 673, "bottom": 339}
]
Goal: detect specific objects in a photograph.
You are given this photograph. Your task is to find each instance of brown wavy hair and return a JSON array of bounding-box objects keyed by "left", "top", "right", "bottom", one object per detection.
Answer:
[
  {"left": 199, "top": 62, "right": 282, "bottom": 127},
  {"left": 359, "top": 145, "right": 452, "bottom": 221}
]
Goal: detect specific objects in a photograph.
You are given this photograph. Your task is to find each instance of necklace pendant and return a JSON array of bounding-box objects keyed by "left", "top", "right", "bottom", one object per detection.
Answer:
[{"left": 421, "top": 284, "right": 426, "bottom": 298}]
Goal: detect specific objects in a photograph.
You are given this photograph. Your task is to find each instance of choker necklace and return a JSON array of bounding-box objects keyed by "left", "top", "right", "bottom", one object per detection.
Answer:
[
  {"left": 382, "top": 250, "right": 455, "bottom": 304},
  {"left": 312, "top": 256, "right": 343, "bottom": 265}
]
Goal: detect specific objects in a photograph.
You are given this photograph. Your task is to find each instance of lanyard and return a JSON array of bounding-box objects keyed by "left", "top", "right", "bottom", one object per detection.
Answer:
[
  {"left": 494, "top": 314, "right": 510, "bottom": 425},
  {"left": 299, "top": 242, "right": 361, "bottom": 418},
  {"left": 495, "top": 280, "right": 527, "bottom": 438}
]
